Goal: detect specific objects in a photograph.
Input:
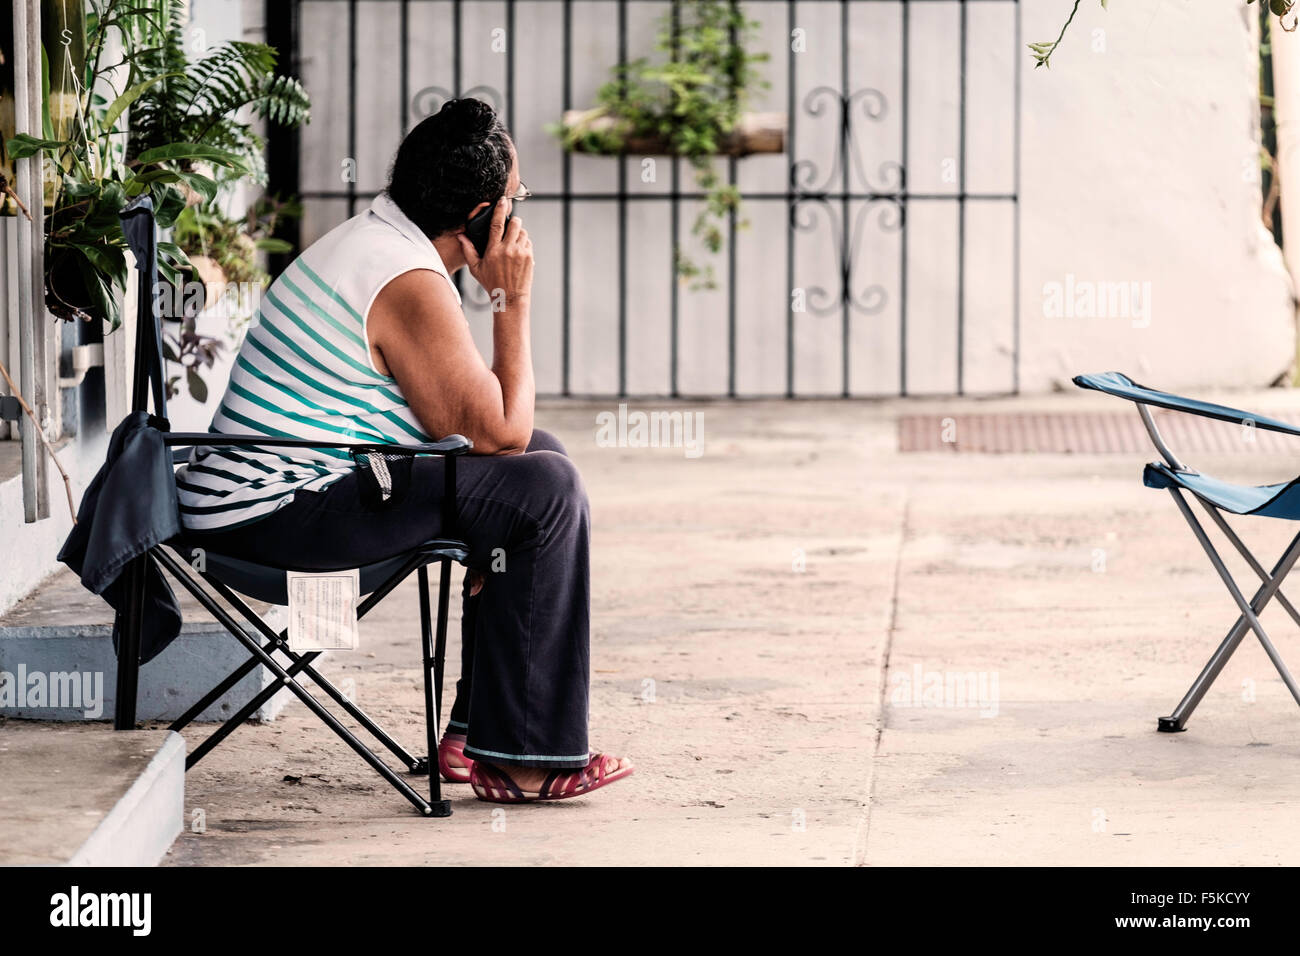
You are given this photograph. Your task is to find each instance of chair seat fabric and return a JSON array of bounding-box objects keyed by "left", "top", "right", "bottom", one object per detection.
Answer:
[
  {"left": 1144, "top": 462, "right": 1300, "bottom": 520},
  {"left": 170, "top": 537, "right": 468, "bottom": 604}
]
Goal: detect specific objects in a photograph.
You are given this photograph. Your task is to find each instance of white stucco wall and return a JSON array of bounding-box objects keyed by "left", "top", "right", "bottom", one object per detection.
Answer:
[{"left": 1019, "top": 0, "right": 1294, "bottom": 392}]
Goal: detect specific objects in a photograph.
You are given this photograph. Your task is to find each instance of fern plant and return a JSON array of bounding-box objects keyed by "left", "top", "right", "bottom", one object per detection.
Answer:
[{"left": 127, "top": 3, "right": 309, "bottom": 186}]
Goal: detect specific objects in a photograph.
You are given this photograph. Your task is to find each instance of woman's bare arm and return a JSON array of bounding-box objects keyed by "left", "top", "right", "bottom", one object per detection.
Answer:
[{"left": 368, "top": 202, "right": 535, "bottom": 455}]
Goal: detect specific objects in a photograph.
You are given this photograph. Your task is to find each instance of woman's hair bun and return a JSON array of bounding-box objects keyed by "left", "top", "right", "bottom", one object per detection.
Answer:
[{"left": 438, "top": 97, "right": 498, "bottom": 142}]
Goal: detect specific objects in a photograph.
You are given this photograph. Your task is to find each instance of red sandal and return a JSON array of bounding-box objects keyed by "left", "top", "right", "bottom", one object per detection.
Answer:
[
  {"left": 437, "top": 732, "right": 474, "bottom": 784},
  {"left": 470, "top": 753, "right": 634, "bottom": 804}
]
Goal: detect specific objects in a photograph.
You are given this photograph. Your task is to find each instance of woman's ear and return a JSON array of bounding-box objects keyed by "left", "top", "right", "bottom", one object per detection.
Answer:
[{"left": 462, "top": 200, "right": 492, "bottom": 228}]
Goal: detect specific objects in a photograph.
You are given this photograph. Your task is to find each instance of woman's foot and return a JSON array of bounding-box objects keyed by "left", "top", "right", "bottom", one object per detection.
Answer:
[
  {"left": 437, "top": 731, "right": 474, "bottom": 784},
  {"left": 470, "top": 753, "right": 634, "bottom": 803}
]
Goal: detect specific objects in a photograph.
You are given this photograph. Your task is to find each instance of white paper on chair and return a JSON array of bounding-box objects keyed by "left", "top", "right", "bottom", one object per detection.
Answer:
[{"left": 286, "top": 569, "right": 360, "bottom": 652}]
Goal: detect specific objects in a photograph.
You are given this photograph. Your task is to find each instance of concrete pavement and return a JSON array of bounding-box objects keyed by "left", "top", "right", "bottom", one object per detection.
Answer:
[{"left": 158, "top": 392, "right": 1300, "bottom": 865}]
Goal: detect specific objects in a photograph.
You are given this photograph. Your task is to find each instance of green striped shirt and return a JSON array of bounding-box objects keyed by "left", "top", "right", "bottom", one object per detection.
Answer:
[{"left": 176, "top": 193, "right": 462, "bottom": 531}]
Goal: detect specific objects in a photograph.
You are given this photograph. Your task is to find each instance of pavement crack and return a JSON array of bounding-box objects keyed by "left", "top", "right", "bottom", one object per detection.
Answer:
[{"left": 853, "top": 488, "right": 911, "bottom": 866}]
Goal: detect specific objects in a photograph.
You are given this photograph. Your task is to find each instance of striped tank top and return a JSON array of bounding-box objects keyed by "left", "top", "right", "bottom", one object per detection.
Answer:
[{"left": 176, "top": 192, "right": 462, "bottom": 532}]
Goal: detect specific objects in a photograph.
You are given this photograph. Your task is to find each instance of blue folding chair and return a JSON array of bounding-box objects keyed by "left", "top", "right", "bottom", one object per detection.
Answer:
[{"left": 1075, "top": 371, "right": 1300, "bottom": 732}]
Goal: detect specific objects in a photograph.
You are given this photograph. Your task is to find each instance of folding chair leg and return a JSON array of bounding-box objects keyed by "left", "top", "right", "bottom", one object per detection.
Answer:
[
  {"left": 185, "top": 649, "right": 323, "bottom": 770},
  {"left": 186, "top": 567, "right": 423, "bottom": 770},
  {"left": 433, "top": 560, "right": 451, "bottom": 728},
  {"left": 1198, "top": 500, "right": 1300, "bottom": 630},
  {"left": 1160, "top": 491, "right": 1300, "bottom": 731},
  {"left": 153, "top": 548, "right": 438, "bottom": 815},
  {"left": 113, "top": 555, "right": 147, "bottom": 730},
  {"left": 418, "top": 565, "right": 452, "bottom": 816},
  {"left": 170, "top": 636, "right": 266, "bottom": 732},
  {"left": 167, "top": 550, "right": 427, "bottom": 762}
]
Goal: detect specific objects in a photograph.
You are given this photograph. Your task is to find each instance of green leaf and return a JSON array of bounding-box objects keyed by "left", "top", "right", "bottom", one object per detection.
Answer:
[
  {"left": 176, "top": 171, "right": 219, "bottom": 205},
  {"left": 41, "top": 44, "right": 53, "bottom": 141},
  {"left": 129, "top": 168, "right": 182, "bottom": 187},
  {"left": 152, "top": 184, "right": 188, "bottom": 229},
  {"left": 74, "top": 253, "right": 120, "bottom": 328},
  {"left": 156, "top": 256, "right": 180, "bottom": 288},
  {"left": 186, "top": 367, "right": 209, "bottom": 403},
  {"left": 103, "top": 73, "right": 185, "bottom": 133},
  {"left": 72, "top": 242, "right": 128, "bottom": 291},
  {"left": 4, "top": 133, "right": 69, "bottom": 158},
  {"left": 158, "top": 241, "right": 191, "bottom": 269},
  {"left": 133, "top": 143, "right": 249, "bottom": 171}
]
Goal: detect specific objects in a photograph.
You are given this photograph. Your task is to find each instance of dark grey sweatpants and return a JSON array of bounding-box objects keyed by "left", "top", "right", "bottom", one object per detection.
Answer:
[{"left": 191, "top": 429, "right": 592, "bottom": 769}]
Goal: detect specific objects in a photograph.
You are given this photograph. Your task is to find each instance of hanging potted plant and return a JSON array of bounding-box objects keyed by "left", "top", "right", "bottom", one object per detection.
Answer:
[
  {"left": 4, "top": 0, "right": 308, "bottom": 399},
  {"left": 552, "top": 0, "right": 781, "bottom": 288}
]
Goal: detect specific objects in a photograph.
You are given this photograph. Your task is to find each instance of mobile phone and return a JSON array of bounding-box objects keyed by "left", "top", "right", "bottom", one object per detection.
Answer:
[{"left": 465, "top": 200, "right": 513, "bottom": 258}]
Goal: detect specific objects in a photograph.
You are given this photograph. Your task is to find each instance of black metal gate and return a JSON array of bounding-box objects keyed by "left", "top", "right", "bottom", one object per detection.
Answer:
[{"left": 266, "top": 0, "right": 1021, "bottom": 398}]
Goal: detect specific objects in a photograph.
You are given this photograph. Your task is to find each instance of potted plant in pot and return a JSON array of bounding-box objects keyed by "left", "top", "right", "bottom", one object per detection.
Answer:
[
  {"left": 552, "top": 0, "right": 781, "bottom": 288},
  {"left": 165, "top": 195, "right": 300, "bottom": 401},
  {"left": 5, "top": 0, "right": 308, "bottom": 399}
]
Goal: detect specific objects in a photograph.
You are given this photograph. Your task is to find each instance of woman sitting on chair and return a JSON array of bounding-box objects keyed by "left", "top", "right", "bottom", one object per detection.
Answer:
[{"left": 176, "top": 98, "right": 632, "bottom": 804}]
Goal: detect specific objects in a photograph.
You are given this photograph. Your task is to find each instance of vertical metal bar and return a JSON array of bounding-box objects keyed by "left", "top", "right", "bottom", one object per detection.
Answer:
[
  {"left": 265, "top": 0, "right": 301, "bottom": 277},
  {"left": 785, "top": 0, "right": 797, "bottom": 399},
  {"left": 400, "top": 0, "right": 410, "bottom": 136},
  {"left": 449, "top": 0, "right": 466, "bottom": 302},
  {"left": 727, "top": 0, "right": 740, "bottom": 399},
  {"left": 506, "top": 0, "right": 516, "bottom": 133},
  {"left": 2, "top": 224, "right": 15, "bottom": 443},
  {"left": 670, "top": 0, "right": 682, "bottom": 398},
  {"left": 454, "top": 0, "right": 463, "bottom": 94},
  {"left": 617, "top": 0, "right": 628, "bottom": 397},
  {"left": 13, "top": 0, "right": 50, "bottom": 521},
  {"left": 562, "top": 0, "right": 572, "bottom": 395},
  {"left": 956, "top": 0, "right": 967, "bottom": 395},
  {"left": 113, "top": 557, "right": 145, "bottom": 729},
  {"left": 899, "top": 0, "right": 910, "bottom": 396},
  {"left": 1012, "top": 0, "right": 1022, "bottom": 394},
  {"left": 433, "top": 559, "right": 452, "bottom": 774},
  {"left": 839, "top": 0, "right": 850, "bottom": 397},
  {"left": 442, "top": 451, "right": 458, "bottom": 534},
  {"left": 418, "top": 566, "right": 447, "bottom": 811},
  {"left": 346, "top": 0, "right": 358, "bottom": 218}
]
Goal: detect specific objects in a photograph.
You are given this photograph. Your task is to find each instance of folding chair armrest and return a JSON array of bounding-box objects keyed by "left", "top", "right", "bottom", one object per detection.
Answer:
[
  {"left": 165, "top": 432, "right": 470, "bottom": 536},
  {"left": 1073, "top": 371, "right": 1300, "bottom": 438},
  {"left": 162, "top": 432, "right": 474, "bottom": 456}
]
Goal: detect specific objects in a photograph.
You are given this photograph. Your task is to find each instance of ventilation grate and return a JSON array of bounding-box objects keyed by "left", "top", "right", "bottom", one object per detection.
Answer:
[{"left": 898, "top": 410, "right": 1300, "bottom": 455}]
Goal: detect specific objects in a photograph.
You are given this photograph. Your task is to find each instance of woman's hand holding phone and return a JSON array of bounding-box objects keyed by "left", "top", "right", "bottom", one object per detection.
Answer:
[{"left": 458, "top": 199, "right": 533, "bottom": 313}]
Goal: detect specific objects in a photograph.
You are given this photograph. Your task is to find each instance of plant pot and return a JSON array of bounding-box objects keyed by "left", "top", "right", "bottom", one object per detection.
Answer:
[
  {"left": 561, "top": 109, "right": 786, "bottom": 157},
  {"left": 45, "top": 246, "right": 102, "bottom": 323},
  {"left": 187, "top": 254, "right": 226, "bottom": 307}
]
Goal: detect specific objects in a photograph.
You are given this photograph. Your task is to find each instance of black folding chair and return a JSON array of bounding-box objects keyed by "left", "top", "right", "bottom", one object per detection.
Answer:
[{"left": 112, "top": 195, "right": 469, "bottom": 817}]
